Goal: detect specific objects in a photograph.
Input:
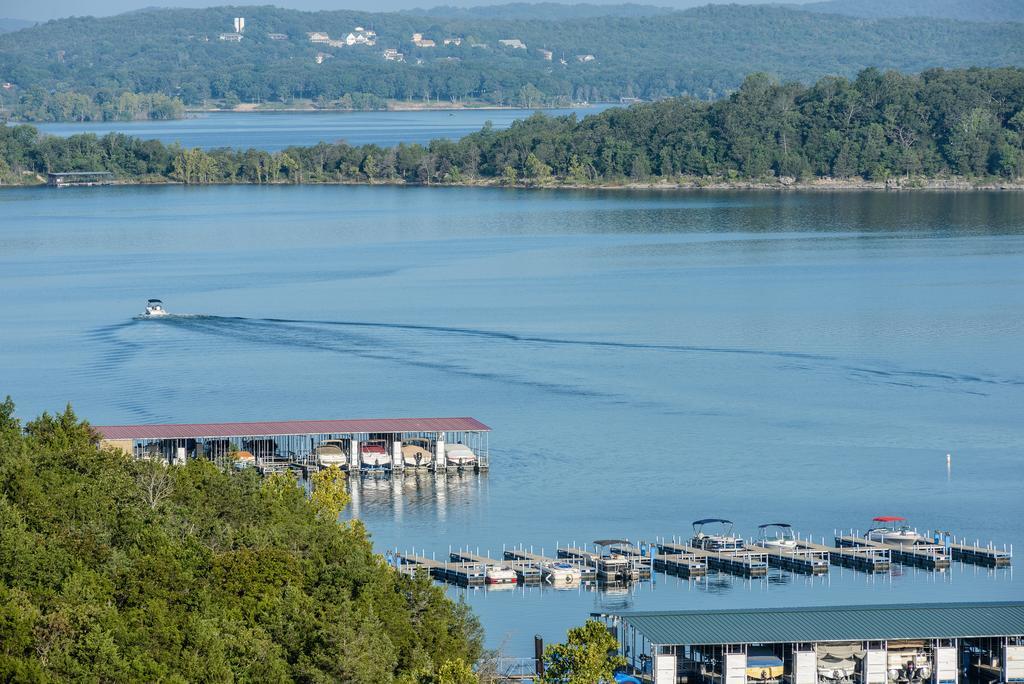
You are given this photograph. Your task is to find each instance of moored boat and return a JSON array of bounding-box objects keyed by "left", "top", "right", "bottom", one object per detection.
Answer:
[
  {"left": 691, "top": 518, "right": 745, "bottom": 552},
  {"left": 746, "top": 647, "right": 784, "bottom": 682},
  {"left": 314, "top": 439, "right": 349, "bottom": 468},
  {"left": 444, "top": 442, "right": 478, "bottom": 469},
  {"left": 401, "top": 437, "right": 434, "bottom": 468},
  {"left": 542, "top": 561, "right": 582, "bottom": 586},
  {"left": 756, "top": 522, "right": 798, "bottom": 551},
  {"left": 360, "top": 440, "right": 391, "bottom": 469},
  {"left": 865, "top": 516, "right": 926, "bottom": 544},
  {"left": 485, "top": 565, "right": 518, "bottom": 585}
]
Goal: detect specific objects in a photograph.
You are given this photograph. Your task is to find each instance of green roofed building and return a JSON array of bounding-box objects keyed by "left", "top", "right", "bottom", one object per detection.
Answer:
[{"left": 599, "top": 602, "right": 1024, "bottom": 684}]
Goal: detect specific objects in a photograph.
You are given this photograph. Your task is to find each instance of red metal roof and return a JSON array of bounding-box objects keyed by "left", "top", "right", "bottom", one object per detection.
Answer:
[{"left": 95, "top": 417, "right": 490, "bottom": 440}]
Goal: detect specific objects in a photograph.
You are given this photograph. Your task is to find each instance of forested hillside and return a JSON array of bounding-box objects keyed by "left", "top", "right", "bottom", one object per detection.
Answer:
[
  {"left": 804, "top": 0, "right": 1024, "bottom": 23},
  {"left": 1, "top": 4, "right": 1023, "bottom": 121},
  {"left": 3, "top": 68, "right": 1022, "bottom": 186},
  {"left": 0, "top": 398, "right": 482, "bottom": 682}
]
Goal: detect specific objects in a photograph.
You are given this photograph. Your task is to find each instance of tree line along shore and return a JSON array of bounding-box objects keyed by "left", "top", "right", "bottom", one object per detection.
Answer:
[{"left": 2, "top": 68, "right": 1023, "bottom": 189}]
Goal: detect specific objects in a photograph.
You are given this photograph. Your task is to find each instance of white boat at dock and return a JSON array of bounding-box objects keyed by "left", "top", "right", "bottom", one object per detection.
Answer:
[
  {"left": 401, "top": 437, "right": 434, "bottom": 468},
  {"left": 542, "top": 561, "right": 582, "bottom": 586},
  {"left": 313, "top": 439, "right": 350, "bottom": 468},
  {"left": 444, "top": 442, "right": 478, "bottom": 469},
  {"left": 360, "top": 440, "right": 391, "bottom": 469},
  {"left": 485, "top": 565, "right": 518, "bottom": 585},
  {"left": 756, "top": 522, "right": 798, "bottom": 551},
  {"left": 691, "top": 518, "right": 745, "bottom": 552},
  {"left": 865, "top": 516, "right": 927, "bottom": 544}
]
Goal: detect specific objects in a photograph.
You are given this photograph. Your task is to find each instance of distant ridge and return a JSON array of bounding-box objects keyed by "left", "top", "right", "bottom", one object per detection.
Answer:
[
  {"left": 0, "top": 17, "right": 35, "bottom": 33},
  {"left": 802, "top": 0, "right": 1024, "bottom": 23},
  {"left": 404, "top": 2, "right": 675, "bottom": 19}
]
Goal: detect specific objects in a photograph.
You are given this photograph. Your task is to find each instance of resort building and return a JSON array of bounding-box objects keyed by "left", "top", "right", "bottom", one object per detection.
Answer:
[
  {"left": 498, "top": 38, "right": 527, "bottom": 49},
  {"left": 307, "top": 32, "right": 330, "bottom": 43}
]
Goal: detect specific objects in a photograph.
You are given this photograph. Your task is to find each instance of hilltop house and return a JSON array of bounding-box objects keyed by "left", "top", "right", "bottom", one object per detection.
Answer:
[
  {"left": 267, "top": 33, "right": 288, "bottom": 40},
  {"left": 307, "top": 32, "right": 330, "bottom": 43},
  {"left": 498, "top": 38, "right": 526, "bottom": 49},
  {"left": 411, "top": 33, "right": 436, "bottom": 47},
  {"left": 575, "top": 54, "right": 596, "bottom": 62},
  {"left": 383, "top": 48, "right": 405, "bottom": 62},
  {"left": 218, "top": 32, "right": 243, "bottom": 42},
  {"left": 443, "top": 37, "right": 463, "bottom": 46},
  {"left": 315, "top": 52, "right": 332, "bottom": 64},
  {"left": 538, "top": 49, "right": 552, "bottom": 61}
]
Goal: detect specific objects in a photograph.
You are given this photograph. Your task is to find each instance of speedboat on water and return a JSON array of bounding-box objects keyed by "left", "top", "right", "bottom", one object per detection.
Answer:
[
  {"left": 757, "top": 522, "right": 798, "bottom": 551},
  {"left": 542, "top": 561, "right": 582, "bottom": 587},
  {"left": 865, "top": 516, "right": 926, "bottom": 544},
  {"left": 690, "top": 518, "right": 745, "bottom": 552},
  {"left": 485, "top": 565, "right": 518, "bottom": 585},
  {"left": 143, "top": 299, "right": 168, "bottom": 316}
]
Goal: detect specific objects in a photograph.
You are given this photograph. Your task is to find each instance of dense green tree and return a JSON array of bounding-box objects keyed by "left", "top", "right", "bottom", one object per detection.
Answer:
[
  {"left": 0, "top": 398, "right": 482, "bottom": 682},
  {"left": 541, "top": 619, "right": 626, "bottom": 684}
]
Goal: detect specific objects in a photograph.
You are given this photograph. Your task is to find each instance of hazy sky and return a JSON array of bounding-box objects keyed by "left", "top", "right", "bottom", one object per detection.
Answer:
[{"left": 4, "top": 0, "right": 812, "bottom": 23}]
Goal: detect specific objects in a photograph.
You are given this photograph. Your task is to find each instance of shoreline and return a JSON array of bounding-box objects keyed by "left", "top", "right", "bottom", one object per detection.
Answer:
[
  {"left": 183, "top": 101, "right": 600, "bottom": 114},
  {"left": 8, "top": 175, "right": 1024, "bottom": 192}
]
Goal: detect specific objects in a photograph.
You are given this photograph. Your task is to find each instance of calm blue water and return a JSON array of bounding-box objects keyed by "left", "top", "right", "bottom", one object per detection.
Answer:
[
  {"left": 1, "top": 185, "right": 1021, "bottom": 654},
  {"left": 29, "top": 106, "right": 612, "bottom": 150}
]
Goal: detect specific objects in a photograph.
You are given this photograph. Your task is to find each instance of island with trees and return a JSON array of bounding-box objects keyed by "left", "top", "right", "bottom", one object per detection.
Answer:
[{"left": 2, "top": 68, "right": 1022, "bottom": 189}]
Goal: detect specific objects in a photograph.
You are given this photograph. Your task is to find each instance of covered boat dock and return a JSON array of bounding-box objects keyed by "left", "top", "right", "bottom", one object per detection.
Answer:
[
  {"left": 95, "top": 417, "right": 490, "bottom": 472},
  {"left": 600, "top": 601, "right": 1024, "bottom": 684}
]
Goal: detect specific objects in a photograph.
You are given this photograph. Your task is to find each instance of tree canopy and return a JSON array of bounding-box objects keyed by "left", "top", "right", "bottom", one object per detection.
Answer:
[
  {"left": 541, "top": 619, "right": 626, "bottom": 684},
  {"left": 2, "top": 67, "right": 1022, "bottom": 187},
  {"left": 0, "top": 397, "right": 482, "bottom": 682},
  {"left": 1, "top": 3, "right": 1022, "bottom": 120}
]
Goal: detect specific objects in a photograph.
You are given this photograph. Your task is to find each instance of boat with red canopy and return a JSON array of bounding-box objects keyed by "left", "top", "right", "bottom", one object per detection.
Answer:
[{"left": 865, "top": 516, "right": 926, "bottom": 544}]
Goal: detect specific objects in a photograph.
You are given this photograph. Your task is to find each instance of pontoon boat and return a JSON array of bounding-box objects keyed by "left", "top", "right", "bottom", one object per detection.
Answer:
[
  {"left": 756, "top": 523, "right": 798, "bottom": 551},
  {"left": 886, "top": 641, "right": 932, "bottom": 682},
  {"left": 691, "top": 519, "right": 745, "bottom": 552},
  {"left": 143, "top": 299, "right": 168, "bottom": 316},
  {"left": 865, "top": 517, "right": 925, "bottom": 544}
]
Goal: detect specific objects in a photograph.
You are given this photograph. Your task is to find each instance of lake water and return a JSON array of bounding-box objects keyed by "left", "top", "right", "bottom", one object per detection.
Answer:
[
  {"left": 30, "top": 106, "right": 612, "bottom": 150},
  {"left": 1, "top": 185, "right": 1021, "bottom": 655}
]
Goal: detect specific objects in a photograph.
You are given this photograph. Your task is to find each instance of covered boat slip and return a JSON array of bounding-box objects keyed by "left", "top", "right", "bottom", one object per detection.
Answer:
[
  {"left": 94, "top": 417, "right": 490, "bottom": 472},
  {"left": 602, "top": 602, "right": 1024, "bottom": 684}
]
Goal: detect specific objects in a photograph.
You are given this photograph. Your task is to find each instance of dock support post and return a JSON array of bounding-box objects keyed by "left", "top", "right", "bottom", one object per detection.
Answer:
[
  {"left": 351, "top": 440, "right": 361, "bottom": 471},
  {"left": 435, "top": 433, "right": 447, "bottom": 471},
  {"left": 392, "top": 439, "right": 404, "bottom": 472}
]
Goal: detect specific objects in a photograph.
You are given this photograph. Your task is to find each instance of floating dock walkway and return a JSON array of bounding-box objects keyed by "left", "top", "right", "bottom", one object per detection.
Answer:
[
  {"left": 835, "top": 536, "right": 951, "bottom": 570},
  {"left": 795, "top": 540, "right": 891, "bottom": 573},
  {"left": 502, "top": 549, "right": 598, "bottom": 582},
  {"left": 557, "top": 546, "right": 652, "bottom": 582},
  {"left": 449, "top": 550, "right": 541, "bottom": 584},
  {"left": 655, "top": 542, "right": 769, "bottom": 578},
  {"left": 944, "top": 538, "right": 1012, "bottom": 567},
  {"left": 652, "top": 553, "right": 709, "bottom": 578},
  {"left": 396, "top": 553, "right": 487, "bottom": 586},
  {"left": 746, "top": 544, "right": 829, "bottom": 574}
]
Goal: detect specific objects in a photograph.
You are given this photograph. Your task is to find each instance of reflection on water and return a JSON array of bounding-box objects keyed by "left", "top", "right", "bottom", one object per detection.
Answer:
[{"left": 348, "top": 469, "right": 488, "bottom": 525}]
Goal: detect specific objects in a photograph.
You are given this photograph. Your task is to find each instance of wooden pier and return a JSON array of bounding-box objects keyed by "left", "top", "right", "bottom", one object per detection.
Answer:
[
  {"left": 502, "top": 549, "right": 598, "bottom": 582},
  {"left": 656, "top": 542, "right": 769, "bottom": 578},
  {"left": 396, "top": 553, "right": 487, "bottom": 586},
  {"left": 747, "top": 544, "right": 829, "bottom": 574},
  {"left": 449, "top": 550, "right": 541, "bottom": 584},
  {"left": 835, "top": 536, "right": 951, "bottom": 570},
  {"left": 795, "top": 540, "right": 891, "bottom": 573}
]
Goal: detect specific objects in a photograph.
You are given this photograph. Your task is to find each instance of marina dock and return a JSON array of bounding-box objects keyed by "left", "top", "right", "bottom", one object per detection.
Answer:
[
  {"left": 836, "top": 535, "right": 952, "bottom": 570},
  {"left": 945, "top": 538, "right": 1012, "bottom": 567},
  {"left": 396, "top": 553, "right": 487, "bottom": 586},
  {"left": 652, "top": 553, "right": 709, "bottom": 578},
  {"left": 449, "top": 550, "right": 541, "bottom": 584},
  {"left": 795, "top": 539, "right": 891, "bottom": 573},
  {"left": 655, "top": 542, "right": 769, "bottom": 577},
  {"left": 746, "top": 544, "right": 829, "bottom": 574},
  {"left": 556, "top": 546, "right": 652, "bottom": 582},
  {"left": 502, "top": 549, "right": 598, "bottom": 582}
]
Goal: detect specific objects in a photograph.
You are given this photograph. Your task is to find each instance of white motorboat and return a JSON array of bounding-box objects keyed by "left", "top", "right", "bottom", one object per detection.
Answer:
[
  {"left": 401, "top": 437, "right": 434, "bottom": 468},
  {"left": 865, "top": 516, "right": 926, "bottom": 544},
  {"left": 691, "top": 518, "right": 745, "bottom": 552},
  {"left": 359, "top": 440, "right": 391, "bottom": 469},
  {"left": 485, "top": 565, "right": 518, "bottom": 585},
  {"left": 314, "top": 439, "right": 350, "bottom": 468},
  {"left": 817, "top": 643, "right": 862, "bottom": 683},
  {"left": 757, "top": 522, "right": 798, "bottom": 551},
  {"left": 542, "top": 561, "right": 582, "bottom": 586},
  {"left": 444, "top": 442, "right": 478, "bottom": 469},
  {"left": 143, "top": 299, "right": 168, "bottom": 316}
]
